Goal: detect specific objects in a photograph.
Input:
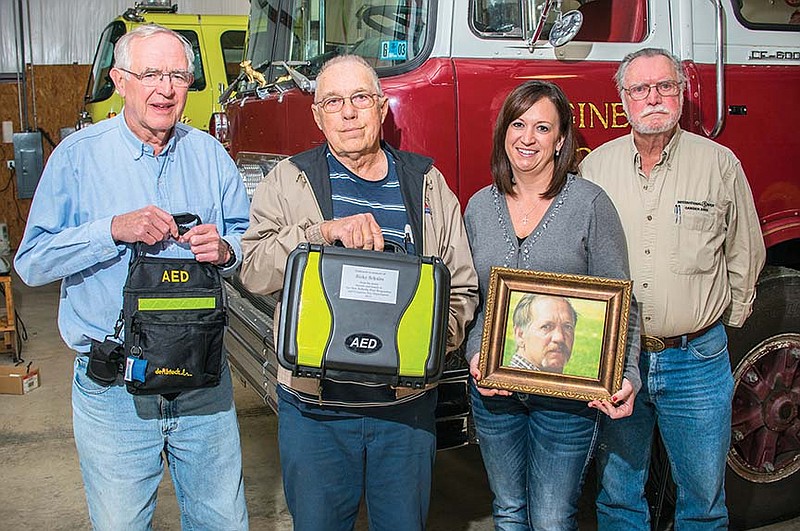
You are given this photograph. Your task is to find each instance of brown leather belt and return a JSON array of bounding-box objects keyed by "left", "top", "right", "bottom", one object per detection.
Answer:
[{"left": 641, "top": 322, "right": 718, "bottom": 352}]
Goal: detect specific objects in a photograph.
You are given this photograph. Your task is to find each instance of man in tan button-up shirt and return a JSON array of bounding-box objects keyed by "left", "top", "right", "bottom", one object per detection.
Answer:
[{"left": 580, "top": 48, "right": 766, "bottom": 530}]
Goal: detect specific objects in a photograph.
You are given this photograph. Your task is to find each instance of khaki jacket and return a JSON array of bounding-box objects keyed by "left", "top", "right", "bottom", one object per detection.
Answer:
[{"left": 240, "top": 144, "right": 478, "bottom": 402}]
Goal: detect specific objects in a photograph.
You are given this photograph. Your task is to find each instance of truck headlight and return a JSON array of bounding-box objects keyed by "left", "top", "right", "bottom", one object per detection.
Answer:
[{"left": 236, "top": 153, "right": 287, "bottom": 199}]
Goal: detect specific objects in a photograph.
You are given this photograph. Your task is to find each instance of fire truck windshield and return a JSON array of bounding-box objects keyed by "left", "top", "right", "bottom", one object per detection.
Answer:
[{"left": 246, "top": 0, "right": 432, "bottom": 84}]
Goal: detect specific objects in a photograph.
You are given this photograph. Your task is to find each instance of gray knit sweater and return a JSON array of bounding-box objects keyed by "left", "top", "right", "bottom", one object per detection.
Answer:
[{"left": 464, "top": 174, "right": 641, "bottom": 392}]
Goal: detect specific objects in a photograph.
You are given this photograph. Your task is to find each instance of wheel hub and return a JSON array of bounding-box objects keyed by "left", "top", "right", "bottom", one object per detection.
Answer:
[
  {"left": 763, "top": 394, "right": 797, "bottom": 431},
  {"left": 728, "top": 333, "right": 800, "bottom": 483}
]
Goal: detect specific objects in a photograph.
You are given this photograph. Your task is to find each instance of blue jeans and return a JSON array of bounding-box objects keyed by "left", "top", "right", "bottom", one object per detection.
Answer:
[
  {"left": 595, "top": 322, "right": 732, "bottom": 530},
  {"left": 277, "top": 385, "right": 437, "bottom": 531},
  {"left": 470, "top": 382, "right": 600, "bottom": 531},
  {"left": 72, "top": 355, "right": 248, "bottom": 530}
]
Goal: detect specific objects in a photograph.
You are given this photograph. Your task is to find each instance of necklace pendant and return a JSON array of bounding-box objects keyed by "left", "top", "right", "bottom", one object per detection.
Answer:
[{"left": 522, "top": 216, "right": 529, "bottom": 225}]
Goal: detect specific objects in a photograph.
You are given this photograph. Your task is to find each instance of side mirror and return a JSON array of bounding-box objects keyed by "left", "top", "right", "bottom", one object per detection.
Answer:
[
  {"left": 549, "top": 10, "right": 583, "bottom": 47},
  {"left": 526, "top": 0, "right": 583, "bottom": 51}
]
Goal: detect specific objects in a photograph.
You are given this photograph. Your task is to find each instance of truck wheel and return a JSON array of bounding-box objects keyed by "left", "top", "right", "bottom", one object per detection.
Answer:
[{"left": 725, "top": 266, "right": 800, "bottom": 529}]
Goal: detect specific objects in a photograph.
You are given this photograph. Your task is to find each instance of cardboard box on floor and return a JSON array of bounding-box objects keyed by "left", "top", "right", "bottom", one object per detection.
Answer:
[{"left": 0, "top": 364, "right": 40, "bottom": 394}]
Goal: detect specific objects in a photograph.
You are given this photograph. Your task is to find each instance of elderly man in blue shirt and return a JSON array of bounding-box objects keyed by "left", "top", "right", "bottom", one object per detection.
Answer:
[{"left": 14, "top": 24, "right": 249, "bottom": 530}]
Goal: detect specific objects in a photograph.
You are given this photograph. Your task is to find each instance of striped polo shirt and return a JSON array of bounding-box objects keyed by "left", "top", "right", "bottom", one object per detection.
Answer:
[{"left": 327, "top": 149, "right": 416, "bottom": 255}]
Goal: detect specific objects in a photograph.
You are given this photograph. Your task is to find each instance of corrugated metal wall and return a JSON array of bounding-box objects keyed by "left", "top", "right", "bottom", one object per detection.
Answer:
[{"left": 0, "top": 0, "right": 250, "bottom": 72}]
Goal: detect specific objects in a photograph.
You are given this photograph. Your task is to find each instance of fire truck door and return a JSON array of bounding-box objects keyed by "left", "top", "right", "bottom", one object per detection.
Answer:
[{"left": 683, "top": 0, "right": 800, "bottom": 233}]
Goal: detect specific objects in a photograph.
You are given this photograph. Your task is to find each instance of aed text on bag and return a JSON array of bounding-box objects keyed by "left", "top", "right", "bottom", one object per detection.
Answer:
[{"left": 162, "top": 270, "right": 190, "bottom": 283}]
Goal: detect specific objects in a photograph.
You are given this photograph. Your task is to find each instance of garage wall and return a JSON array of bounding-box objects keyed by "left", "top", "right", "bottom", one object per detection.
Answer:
[{"left": 0, "top": 64, "right": 90, "bottom": 251}]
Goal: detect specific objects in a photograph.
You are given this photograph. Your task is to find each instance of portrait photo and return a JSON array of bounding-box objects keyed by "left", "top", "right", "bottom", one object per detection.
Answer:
[
  {"left": 501, "top": 292, "right": 607, "bottom": 379},
  {"left": 478, "top": 267, "right": 632, "bottom": 401}
]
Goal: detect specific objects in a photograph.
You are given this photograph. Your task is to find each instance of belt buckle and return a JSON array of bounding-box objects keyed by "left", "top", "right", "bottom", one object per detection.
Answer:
[{"left": 642, "top": 335, "right": 666, "bottom": 352}]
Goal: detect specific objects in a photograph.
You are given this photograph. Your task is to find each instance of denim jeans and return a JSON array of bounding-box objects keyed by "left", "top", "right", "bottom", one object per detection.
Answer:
[
  {"left": 277, "top": 385, "right": 437, "bottom": 531},
  {"left": 72, "top": 355, "right": 248, "bottom": 531},
  {"left": 595, "top": 322, "right": 732, "bottom": 531},
  {"left": 470, "top": 381, "right": 600, "bottom": 531}
]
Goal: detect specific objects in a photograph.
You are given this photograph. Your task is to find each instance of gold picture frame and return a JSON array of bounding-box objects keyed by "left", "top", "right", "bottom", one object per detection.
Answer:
[{"left": 477, "top": 267, "right": 632, "bottom": 402}]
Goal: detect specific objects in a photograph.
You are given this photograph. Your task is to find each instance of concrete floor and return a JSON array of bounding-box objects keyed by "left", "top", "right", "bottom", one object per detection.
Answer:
[{"left": 1, "top": 274, "right": 798, "bottom": 530}]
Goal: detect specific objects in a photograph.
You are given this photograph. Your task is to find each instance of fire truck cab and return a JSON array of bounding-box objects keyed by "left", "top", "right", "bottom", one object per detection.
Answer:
[{"left": 215, "top": 1, "right": 800, "bottom": 527}]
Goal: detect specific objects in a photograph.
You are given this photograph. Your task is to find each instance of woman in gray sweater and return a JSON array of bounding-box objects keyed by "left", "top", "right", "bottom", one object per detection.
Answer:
[{"left": 464, "top": 81, "right": 641, "bottom": 530}]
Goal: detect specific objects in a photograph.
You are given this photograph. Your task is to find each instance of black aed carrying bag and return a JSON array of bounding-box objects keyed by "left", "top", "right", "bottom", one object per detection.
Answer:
[
  {"left": 277, "top": 243, "right": 451, "bottom": 388},
  {"left": 120, "top": 215, "right": 226, "bottom": 395}
]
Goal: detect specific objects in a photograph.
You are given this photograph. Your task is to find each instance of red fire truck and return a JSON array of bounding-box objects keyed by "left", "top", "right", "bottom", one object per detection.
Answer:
[{"left": 213, "top": 1, "right": 800, "bottom": 527}]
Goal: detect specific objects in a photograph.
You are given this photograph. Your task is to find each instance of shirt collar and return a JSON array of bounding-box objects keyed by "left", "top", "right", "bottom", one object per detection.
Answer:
[
  {"left": 629, "top": 125, "right": 683, "bottom": 170},
  {"left": 115, "top": 113, "right": 177, "bottom": 161},
  {"left": 508, "top": 353, "right": 541, "bottom": 371},
  {"left": 661, "top": 126, "right": 682, "bottom": 165}
]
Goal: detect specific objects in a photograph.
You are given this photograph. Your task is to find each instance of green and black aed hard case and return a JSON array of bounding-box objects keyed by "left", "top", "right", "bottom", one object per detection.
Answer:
[{"left": 277, "top": 243, "right": 451, "bottom": 388}]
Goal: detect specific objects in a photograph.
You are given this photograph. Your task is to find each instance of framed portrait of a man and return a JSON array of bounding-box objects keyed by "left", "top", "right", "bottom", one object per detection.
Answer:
[{"left": 477, "top": 267, "right": 632, "bottom": 401}]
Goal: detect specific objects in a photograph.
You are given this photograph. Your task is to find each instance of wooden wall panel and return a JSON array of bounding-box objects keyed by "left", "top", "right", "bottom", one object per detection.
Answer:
[{"left": 0, "top": 63, "right": 90, "bottom": 251}]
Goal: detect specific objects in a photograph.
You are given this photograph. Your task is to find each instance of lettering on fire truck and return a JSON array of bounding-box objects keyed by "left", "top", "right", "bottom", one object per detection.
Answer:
[
  {"left": 749, "top": 49, "right": 800, "bottom": 60},
  {"left": 571, "top": 102, "right": 629, "bottom": 130}
]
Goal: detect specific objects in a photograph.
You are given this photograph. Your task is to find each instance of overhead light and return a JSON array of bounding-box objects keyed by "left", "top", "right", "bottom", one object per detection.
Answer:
[
  {"left": 137, "top": 0, "right": 172, "bottom": 7},
  {"left": 134, "top": 1, "right": 178, "bottom": 13},
  {"left": 124, "top": 1, "right": 178, "bottom": 19},
  {"left": 122, "top": 7, "right": 144, "bottom": 22}
]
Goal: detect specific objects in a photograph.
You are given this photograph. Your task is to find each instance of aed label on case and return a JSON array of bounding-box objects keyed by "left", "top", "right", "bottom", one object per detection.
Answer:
[
  {"left": 345, "top": 333, "right": 383, "bottom": 354},
  {"left": 340, "top": 264, "right": 398, "bottom": 305}
]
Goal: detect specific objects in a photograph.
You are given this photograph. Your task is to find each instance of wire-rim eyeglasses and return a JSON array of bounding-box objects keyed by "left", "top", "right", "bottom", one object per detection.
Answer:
[
  {"left": 622, "top": 80, "right": 682, "bottom": 101},
  {"left": 314, "top": 92, "right": 383, "bottom": 113},
  {"left": 118, "top": 68, "right": 194, "bottom": 88}
]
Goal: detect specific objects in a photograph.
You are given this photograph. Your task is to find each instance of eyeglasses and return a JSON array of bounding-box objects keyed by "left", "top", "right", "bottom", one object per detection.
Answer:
[
  {"left": 622, "top": 80, "right": 682, "bottom": 101},
  {"left": 314, "top": 92, "right": 382, "bottom": 113},
  {"left": 118, "top": 68, "right": 194, "bottom": 87}
]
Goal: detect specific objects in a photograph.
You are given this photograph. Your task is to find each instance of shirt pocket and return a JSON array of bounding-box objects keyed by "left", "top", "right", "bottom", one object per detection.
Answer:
[{"left": 669, "top": 206, "right": 724, "bottom": 275}]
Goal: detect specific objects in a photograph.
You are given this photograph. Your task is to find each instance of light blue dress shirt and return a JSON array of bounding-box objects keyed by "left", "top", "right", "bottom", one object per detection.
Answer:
[{"left": 15, "top": 114, "right": 250, "bottom": 353}]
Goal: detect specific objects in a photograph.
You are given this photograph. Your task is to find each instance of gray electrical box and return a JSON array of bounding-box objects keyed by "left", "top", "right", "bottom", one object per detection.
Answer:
[{"left": 13, "top": 131, "right": 44, "bottom": 199}]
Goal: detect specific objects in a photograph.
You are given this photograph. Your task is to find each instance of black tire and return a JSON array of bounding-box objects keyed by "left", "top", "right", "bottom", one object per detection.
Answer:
[
  {"left": 646, "top": 266, "right": 800, "bottom": 530},
  {"left": 724, "top": 266, "right": 800, "bottom": 530},
  {"left": 646, "top": 436, "right": 676, "bottom": 531}
]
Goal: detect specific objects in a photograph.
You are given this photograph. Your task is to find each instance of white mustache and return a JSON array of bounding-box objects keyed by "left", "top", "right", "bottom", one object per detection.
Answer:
[{"left": 641, "top": 105, "right": 671, "bottom": 117}]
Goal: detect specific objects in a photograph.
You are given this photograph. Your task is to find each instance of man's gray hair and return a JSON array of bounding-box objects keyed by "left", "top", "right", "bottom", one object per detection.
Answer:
[
  {"left": 114, "top": 23, "right": 194, "bottom": 75},
  {"left": 614, "top": 47, "right": 686, "bottom": 95},
  {"left": 315, "top": 55, "right": 383, "bottom": 98},
  {"left": 512, "top": 294, "right": 577, "bottom": 331}
]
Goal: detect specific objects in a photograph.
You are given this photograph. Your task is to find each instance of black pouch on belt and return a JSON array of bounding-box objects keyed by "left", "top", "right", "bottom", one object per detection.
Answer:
[{"left": 86, "top": 336, "right": 124, "bottom": 385}]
